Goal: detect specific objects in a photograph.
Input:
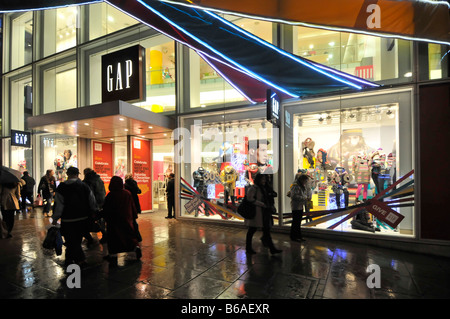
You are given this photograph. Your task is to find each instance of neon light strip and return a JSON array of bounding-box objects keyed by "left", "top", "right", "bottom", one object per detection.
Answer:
[
  {"left": 0, "top": 1, "right": 102, "bottom": 13},
  {"left": 196, "top": 51, "right": 258, "bottom": 104},
  {"left": 159, "top": 0, "right": 450, "bottom": 46},
  {"left": 104, "top": 1, "right": 297, "bottom": 101},
  {"left": 136, "top": 0, "right": 301, "bottom": 97},
  {"left": 204, "top": 10, "right": 365, "bottom": 90}
]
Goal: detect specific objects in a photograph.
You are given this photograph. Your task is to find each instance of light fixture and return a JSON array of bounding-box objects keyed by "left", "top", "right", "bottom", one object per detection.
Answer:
[
  {"left": 84, "top": 123, "right": 89, "bottom": 126},
  {"left": 94, "top": 132, "right": 99, "bottom": 135},
  {"left": 404, "top": 72, "right": 412, "bottom": 77},
  {"left": 124, "top": 129, "right": 129, "bottom": 132},
  {"left": 148, "top": 126, "right": 153, "bottom": 129},
  {"left": 329, "top": 41, "right": 335, "bottom": 46},
  {"left": 309, "top": 44, "right": 314, "bottom": 49},
  {"left": 119, "top": 118, "right": 125, "bottom": 121}
]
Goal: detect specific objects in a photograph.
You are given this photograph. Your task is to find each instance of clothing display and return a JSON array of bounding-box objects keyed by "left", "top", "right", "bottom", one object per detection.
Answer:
[
  {"left": 302, "top": 138, "right": 316, "bottom": 169},
  {"left": 220, "top": 165, "right": 239, "bottom": 206},
  {"left": 331, "top": 167, "right": 350, "bottom": 208}
]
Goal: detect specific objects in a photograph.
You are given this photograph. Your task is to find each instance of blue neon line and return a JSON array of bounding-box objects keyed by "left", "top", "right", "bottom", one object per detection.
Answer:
[
  {"left": 105, "top": 0, "right": 272, "bottom": 90},
  {"left": 197, "top": 51, "right": 257, "bottom": 104},
  {"left": 204, "top": 10, "right": 365, "bottom": 90},
  {"left": 136, "top": 0, "right": 300, "bottom": 98},
  {"left": 159, "top": 0, "right": 450, "bottom": 46}
]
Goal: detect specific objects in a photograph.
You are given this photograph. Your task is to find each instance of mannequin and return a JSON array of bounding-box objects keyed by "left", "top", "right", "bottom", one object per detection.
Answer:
[
  {"left": 331, "top": 167, "right": 350, "bottom": 208},
  {"left": 193, "top": 167, "right": 207, "bottom": 197},
  {"left": 352, "top": 152, "right": 371, "bottom": 203},
  {"left": 370, "top": 149, "right": 385, "bottom": 194},
  {"left": 220, "top": 165, "right": 238, "bottom": 206},
  {"left": 302, "top": 138, "right": 316, "bottom": 169}
]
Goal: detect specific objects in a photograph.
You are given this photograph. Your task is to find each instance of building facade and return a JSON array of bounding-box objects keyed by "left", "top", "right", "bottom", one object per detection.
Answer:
[{"left": 1, "top": 3, "right": 449, "bottom": 256}]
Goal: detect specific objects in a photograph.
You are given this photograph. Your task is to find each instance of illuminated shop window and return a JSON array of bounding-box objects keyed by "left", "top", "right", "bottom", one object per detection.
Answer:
[
  {"left": 284, "top": 90, "right": 415, "bottom": 237},
  {"left": 294, "top": 26, "right": 413, "bottom": 84},
  {"left": 5, "top": 12, "right": 33, "bottom": 71},
  {"left": 180, "top": 112, "right": 278, "bottom": 224},
  {"left": 40, "top": 135, "right": 78, "bottom": 184},
  {"left": 85, "top": 2, "right": 139, "bottom": 41},
  {"left": 40, "top": 6, "right": 78, "bottom": 58}
]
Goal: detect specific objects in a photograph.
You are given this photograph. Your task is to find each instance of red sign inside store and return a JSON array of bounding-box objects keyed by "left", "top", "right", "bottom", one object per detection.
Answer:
[
  {"left": 93, "top": 141, "right": 113, "bottom": 191},
  {"left": 132, "top": 138, "right": 152, "bottom": 211}
]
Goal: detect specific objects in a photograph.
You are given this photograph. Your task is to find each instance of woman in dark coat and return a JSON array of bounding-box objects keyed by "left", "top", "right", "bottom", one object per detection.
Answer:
[
  {"left": 103, "top": 176, "right": 141, "bottom": 263},
  {"left": 124, "top": 173, "right": 142, "bottom": 214}
]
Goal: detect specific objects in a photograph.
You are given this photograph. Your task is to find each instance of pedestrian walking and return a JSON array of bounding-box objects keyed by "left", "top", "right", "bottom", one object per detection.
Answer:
[
  {"left": 245, "top": 173, "right": 282, "bottom": 255},
  {"left": 20, "top": 171, "right": 35, "bottom": 212},
  {"left": 103, "top": 176, "right": 141, "bottom": 264},
  {"left": 51, "top": 167, "right": 97, "bottom": 267},
  {"left": 83, "top": 168, "right": 107, "bottom": 246},
  {"left": 124, "top": 173, "right": 142, "bottom": 214},
  {"left": 38, "top": 169, "right": 56, "bottom": 217},
  {"left": 288, "top": 173, "right": 310, "bottom": 242},
  {"left": 165, "top": 173, "right": 175, "bottom": 219},
  {"left": 0, "top": 182, "right": 21, "bottom": 238}
]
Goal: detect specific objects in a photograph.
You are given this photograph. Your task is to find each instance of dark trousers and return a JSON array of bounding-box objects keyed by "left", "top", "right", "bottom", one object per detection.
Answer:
[
  {"left": 2, "top": 209, "right": 15, "bottom": 234},
  {"left": 246, "top": 226, "right": 272, "bottom": 247},
  {"left": 21, "top": 192, "right": 33, "bottom": 210},
  {"left": 43, "top": 194, "right": 53, "bottom": 213},
  {"left": 290, "top": 209, "right": 303, "bottom": 240},
  {"left": 167, "top": 197, "right": 175, "bottom": 217},
  {"left": 61, "top": 220, "right": 88, "bottom": 264}
]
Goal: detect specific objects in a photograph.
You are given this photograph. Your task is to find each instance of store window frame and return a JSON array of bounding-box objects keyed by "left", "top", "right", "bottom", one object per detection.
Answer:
[
  {"left": 282, "top": 87, "right": 415, "bottom": 238},
  {"left": 177, "top": 104, "right": 281, "bottom": 224},
  {"left": 34, "top": 49, "right": 77, "bottom": 115}
]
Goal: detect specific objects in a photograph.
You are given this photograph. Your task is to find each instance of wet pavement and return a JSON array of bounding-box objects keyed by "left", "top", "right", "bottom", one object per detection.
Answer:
[{"left": 1, "top": 206, "right": 450, "bottom": 301}]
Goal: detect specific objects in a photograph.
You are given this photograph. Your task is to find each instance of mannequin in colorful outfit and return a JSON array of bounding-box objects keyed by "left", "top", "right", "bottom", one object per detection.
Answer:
[
  {"left": 331, "top": 167, "right": 350, "bottom": 208},
  {"left": 352, "top": 152, "right": 372, "bottom": 203},
  {"left": 302, "top": 138, "right": 316, "bottom": 169},
  {"left": 220, "top": 165, "right": 238, "bottom": 206}
]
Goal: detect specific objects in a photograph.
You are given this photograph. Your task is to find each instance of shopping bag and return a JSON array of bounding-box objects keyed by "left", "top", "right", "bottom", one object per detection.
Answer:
[
  {"left": 43, "top": 226, "right": 58, "bottom": 249},
  {"left": 34, "top": 194, "right": 43, "bottom": 207}
]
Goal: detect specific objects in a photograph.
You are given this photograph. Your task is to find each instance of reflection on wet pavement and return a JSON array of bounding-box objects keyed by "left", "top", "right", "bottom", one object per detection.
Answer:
[{"left": 1, "top": 207, "right": 450, "bottom": 299}]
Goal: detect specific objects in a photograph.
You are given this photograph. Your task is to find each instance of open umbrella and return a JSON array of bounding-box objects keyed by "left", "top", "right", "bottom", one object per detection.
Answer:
[{"left": 0, "top": 166, "right": 22, "bottom": 184}]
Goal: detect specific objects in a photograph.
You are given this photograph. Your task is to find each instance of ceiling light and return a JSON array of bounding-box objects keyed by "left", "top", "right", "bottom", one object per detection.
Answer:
[
  {"left": 309, "top": 44, "right": 314, "bottom": 49},
  {"left": 119, "top": 118, "right": 124, "bottom": 121},
  {"left": 94, "top": 132, "right": 99, "bottom": 135},
  {"left": 404, "top": 72, "right": 412, "bottom": 77},
  {"left": 148, "top": 126, "right": 153, "bottom": 129},
  {"left": 124, "top": 129, "right": 129, "bottom": 132},
  {"left": 84, "top": 123, "right": 89, "bottom": 126},
  {"left": 329, "top": 41, "right": 335, "bottom": 46}
]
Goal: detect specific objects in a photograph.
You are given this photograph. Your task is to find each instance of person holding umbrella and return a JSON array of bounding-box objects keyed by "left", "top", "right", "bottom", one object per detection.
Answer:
[{"left": 0, "top": 166, "right": 22, "bottom": 238}]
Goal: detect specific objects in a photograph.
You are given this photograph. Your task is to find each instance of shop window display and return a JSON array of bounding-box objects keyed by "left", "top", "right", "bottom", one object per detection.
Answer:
[
  {"left": 40, "top": 135, "right": 78, "bottom": 184},
  {"left": 292, "top": 103, "right": 403, "bottom": 234},
  {"left": 181, "top": 119, "right": 276, "bottom": 221}
]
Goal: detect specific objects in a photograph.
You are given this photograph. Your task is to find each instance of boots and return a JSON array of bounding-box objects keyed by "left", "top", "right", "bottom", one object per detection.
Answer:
[
  {"left": 260, "top": 236, "right": 282, "bottom": 255},
  {"left": 246, "top": 231, "right": 257, "bottom": 254}
]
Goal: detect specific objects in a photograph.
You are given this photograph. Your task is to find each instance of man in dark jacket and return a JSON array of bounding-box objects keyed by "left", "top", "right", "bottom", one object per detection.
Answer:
[
  {"left": 83, "top": 168, "right": 107, "bottom": 245},
  {"left": 52, "top": 167, "right": 97, "bottom": 267},
  {"left": 165, "top": 173, "right": 175, "bottom": 219},
  {"left": 20, "top": 171, "right": 35, "bottom": 212}
]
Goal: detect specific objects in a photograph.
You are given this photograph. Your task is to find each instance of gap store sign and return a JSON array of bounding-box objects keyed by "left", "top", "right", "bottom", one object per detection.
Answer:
[{"left": 102, "top": 45, "right": 146, "bottom": 103}]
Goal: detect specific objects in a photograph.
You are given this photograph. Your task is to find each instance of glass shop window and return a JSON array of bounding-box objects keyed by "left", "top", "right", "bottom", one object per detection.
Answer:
[
  {"left": 40, "top": 135, "right": 78, "bottom": 185},
  {"left": 180, "top": 116, "right": 278, "bottom": 223},
  {"left": 291, "top": 103, "right": 413, "bottom": 236},
  {"left": 6, "top": 12, "right": 33, "bottom": 71}
]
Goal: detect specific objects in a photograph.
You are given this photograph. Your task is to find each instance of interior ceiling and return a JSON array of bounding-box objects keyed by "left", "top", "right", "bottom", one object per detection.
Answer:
[{"left": 38, "top": 114, "right": 172, "bottom": 142}]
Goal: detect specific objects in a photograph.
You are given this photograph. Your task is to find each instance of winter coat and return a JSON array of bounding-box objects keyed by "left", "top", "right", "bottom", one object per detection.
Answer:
[
  {"left": 124, "top": 178, "right": 142, "bottom": 213},
  {"left": 83, "top": 171, "right": 106, "bottom": 209},
  {"left": 290, "top": 183, "right": 310, "bottom": 211},
  {"left": 21, "top": 175, "right": 36, "bottom": 194},
  {"left": 103, "top": 176, "right": 139, "bottom": 254},
  {"left": 38, "top": 175, "right": 56, "bottom": 198},
  {"left": 244, "top": 184, "right": 272, "bottom": 229},
  {"left": 0, "top": 184, "right": 21, "bottom": 210}
]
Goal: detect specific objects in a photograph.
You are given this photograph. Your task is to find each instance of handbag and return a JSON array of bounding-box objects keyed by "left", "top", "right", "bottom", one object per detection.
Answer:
[{"left": 237, "top": 196, "right": 256, "bottom": 219}]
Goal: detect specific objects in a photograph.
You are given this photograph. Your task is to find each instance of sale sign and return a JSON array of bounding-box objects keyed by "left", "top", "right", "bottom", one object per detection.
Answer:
[
  {"left": 93, "top": 141, "right": 113, "bottom": 191},
  {"left": 365, "top": 201, "right": 405, "bottom": 229},
  {"left": 132, "top": 138, "right": 152, "bottom": 212}
]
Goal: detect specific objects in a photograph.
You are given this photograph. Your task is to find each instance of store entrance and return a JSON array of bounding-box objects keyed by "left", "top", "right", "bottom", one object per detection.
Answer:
[{"left": 151, "top": 137, "right": 174, "bottom": 211}]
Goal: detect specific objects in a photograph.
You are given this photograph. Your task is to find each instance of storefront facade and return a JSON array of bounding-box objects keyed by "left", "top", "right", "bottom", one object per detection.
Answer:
[{"left": 1, "top": 2, "right": 449, "bottom": 256}]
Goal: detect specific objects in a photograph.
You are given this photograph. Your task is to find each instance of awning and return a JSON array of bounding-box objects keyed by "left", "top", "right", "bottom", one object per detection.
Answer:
[
  {"left": 3, "top": 0, "right": 380, "bottom": 103},
  {"left": 27, "top": 100, "right": 175, "bottom": 141},
  {"left": 3, "top": 0, "right": 448, "bottom": 45},
  {"left": 160, "top": 0, "right": 450, "bottom": 46},
  {"left": 107, "top": 0, "right": 379, "bottom": 103}
]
